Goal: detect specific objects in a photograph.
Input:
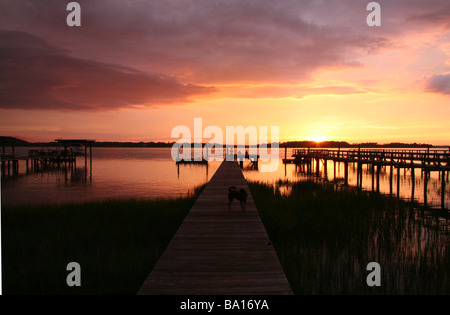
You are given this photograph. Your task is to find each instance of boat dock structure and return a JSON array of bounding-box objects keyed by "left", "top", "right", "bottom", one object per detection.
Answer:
[
  {"left": 139, "top": 161, "right": 292, "bottom": 295},
  {"left": 283, "top": 147, "right": 450, "bottom": 209},
  {"left": 175, "top": 147, "right": 260, "bottom": 170},
  {"left": 0, "top": 138, "right": 95, "bottom": 177}
]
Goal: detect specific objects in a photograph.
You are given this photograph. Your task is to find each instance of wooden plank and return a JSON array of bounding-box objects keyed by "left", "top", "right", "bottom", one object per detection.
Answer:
[{"left": 138, "top": 161, "right": 292, "bottom": 295}]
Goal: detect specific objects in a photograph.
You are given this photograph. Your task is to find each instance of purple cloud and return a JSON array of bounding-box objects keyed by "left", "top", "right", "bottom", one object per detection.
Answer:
[
  {"left": 0, "top": 31, "right": 215, "bottom": 111},
  {"left": 425, "top": 73, "right": 450, "bottom": 95},
  {"left": 0, "top": 0, "right": 400, "bottom": 85},
  {"left": 408, "top": 4, "right": 450, "bottom": 29}
]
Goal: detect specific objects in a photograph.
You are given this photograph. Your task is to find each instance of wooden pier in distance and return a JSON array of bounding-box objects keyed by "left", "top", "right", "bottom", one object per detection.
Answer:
[
  {"left": 284, "top": 148, "right": 450, "bottom": 210},
  {"left": 1, "top": 138, "right": 95, "bottom": 177},
  {"left": 138, "top": 161, "right": 292, "bottom": 295},
  {"left": 175, "top": 147, "right": 260, "bottom": 170}
]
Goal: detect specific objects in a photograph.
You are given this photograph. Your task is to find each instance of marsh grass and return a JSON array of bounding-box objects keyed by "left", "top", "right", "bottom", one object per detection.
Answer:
[
  {"left": 2, "top": 186, "right": 203, "bottom": 295},
  {"left": 249, "top": 180, "right": 449, "bottom": 294}
]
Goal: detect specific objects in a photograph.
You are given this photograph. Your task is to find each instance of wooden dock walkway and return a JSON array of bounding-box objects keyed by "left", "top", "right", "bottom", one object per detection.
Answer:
[{"left": 138, "top": 161, "right": 292, "bottom": 295}]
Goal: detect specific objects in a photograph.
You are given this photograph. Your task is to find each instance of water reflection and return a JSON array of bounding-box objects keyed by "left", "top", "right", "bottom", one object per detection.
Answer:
[
  {"left": 243, "top": 148, "right": 450, "bottom": 211},
  {"left": 1, "top": 148, "right": 221, "bottom": 205},
  {"left": 2, "top": 147, "right": 450, "bottom": 211}
]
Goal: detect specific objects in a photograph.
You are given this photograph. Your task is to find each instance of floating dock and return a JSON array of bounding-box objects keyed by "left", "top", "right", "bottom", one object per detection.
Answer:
[{"left": 138, "top": 161, "right": 292, "bottom": 295}]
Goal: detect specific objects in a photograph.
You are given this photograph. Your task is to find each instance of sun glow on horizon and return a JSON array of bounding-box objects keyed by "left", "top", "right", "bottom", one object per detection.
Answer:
[{"left": 306, "top": 135, "right": 329, "bottom": 143}]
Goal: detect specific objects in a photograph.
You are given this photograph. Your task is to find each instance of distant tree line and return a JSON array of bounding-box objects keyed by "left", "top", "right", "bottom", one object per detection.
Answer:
[
  {"left": 280, "top": 141, "right": 433, "bottom": 148},
  {"left": 1, "top": 137, "right": 436, "bottom": 148}
]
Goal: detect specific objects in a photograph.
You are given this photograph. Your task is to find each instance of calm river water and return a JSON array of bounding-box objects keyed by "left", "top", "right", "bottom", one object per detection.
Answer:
[{"left": 1, "top": 147, "right": 449, "bottom": 209}]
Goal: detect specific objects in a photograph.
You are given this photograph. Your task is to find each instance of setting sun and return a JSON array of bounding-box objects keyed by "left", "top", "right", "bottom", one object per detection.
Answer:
[{"left": 306, "top": 136, "right": 328, "bottom": 143}]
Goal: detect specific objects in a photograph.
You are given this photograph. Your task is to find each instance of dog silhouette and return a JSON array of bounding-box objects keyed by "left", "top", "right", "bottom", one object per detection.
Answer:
[{"left": 228, "top": 186, "right": 248, "bottom": 211}]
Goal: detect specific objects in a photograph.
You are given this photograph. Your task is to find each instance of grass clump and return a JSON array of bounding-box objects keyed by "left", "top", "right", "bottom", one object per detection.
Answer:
[
  {"left": 2, "top": 186, "right": 203, "bottom": 295},
  {"left": 249, "top": 180, "right": 449, "bottom": 295}
]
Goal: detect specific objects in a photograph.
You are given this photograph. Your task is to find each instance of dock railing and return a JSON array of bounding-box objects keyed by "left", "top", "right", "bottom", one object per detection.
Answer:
[{"left": 292, "top": 148, "right": 450, "bottom": 166}]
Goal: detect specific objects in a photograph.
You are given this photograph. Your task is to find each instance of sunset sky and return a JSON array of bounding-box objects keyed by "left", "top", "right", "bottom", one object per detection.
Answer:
[{"left": 0, "top": 0, "right": 449, "bottom": 145}]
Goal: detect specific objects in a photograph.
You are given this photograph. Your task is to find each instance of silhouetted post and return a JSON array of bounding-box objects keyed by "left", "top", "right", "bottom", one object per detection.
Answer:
[
  {"left": 371, "top": 164, "right": 375, "bottom": 191},
  {"left": 12, "top": 160, "right": 17, "bottom": 175},
  {"left": 356, "top": 162, "right": 360, "bottom": 187},
  {"left": 411, "top": 167, "right": 415, "bottom": 201},
  {"left": 64, "top": 145, "right": 68, "bottom": 170},
  {"left": 315, "top": 158, "right": 320, "bottom": 176},
  {"left": 397, "top": 167, "right": 401, "bottom": 197},
  {"left": 442, "top": 171, "right": 446, "bottom": 210},
  {"left": 356, "top": 162, "right": 362, "bottom": 187},
  {"left": 344, "top": 161, "right": 348, "bottom": 185},
  {"left": 333, "top": 161, "right": 336, "bottom": 180},
  {"left": 90, "top": 143, "right": 93, "bottom": 183},
  {"left": 360, "top": 162, "right": 364, "bottom": 187},
  {"left": 84, "top": 143, "right": 87, "bottom": 180},
  {"left": 284, "top": 146, "right": 287, "bottom": 160},
  {"left": 423, "top": 170, "right": 428, "bottom": 206},
  {"left": 376, "top": 165, "right": 381, "bottom": 192},
  {"left": 389, "top": 165, "right": 393, "bottom": 195}
]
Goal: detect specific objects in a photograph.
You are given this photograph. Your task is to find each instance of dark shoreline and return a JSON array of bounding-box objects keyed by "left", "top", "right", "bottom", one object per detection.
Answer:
[
  {"left": 8, "top": 141, "right": 447, "bottom": 149},
  {"left": 3, "top": 136, "right": 446, "bottom": 148}
]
